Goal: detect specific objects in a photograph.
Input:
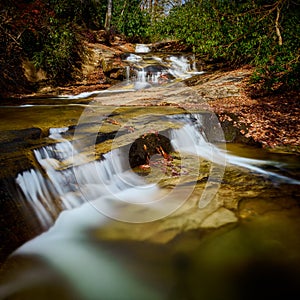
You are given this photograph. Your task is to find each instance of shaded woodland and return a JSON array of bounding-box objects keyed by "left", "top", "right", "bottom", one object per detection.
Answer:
[{"left": 0, "top": 0, "right": 299, "bottom": 96}]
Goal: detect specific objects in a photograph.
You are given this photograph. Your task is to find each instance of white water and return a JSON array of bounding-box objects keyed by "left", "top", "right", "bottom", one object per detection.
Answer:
[
  {"left": 6, "top": 114, "right": 299, "bottom": 300},
  {"left": 171, "top": 123, "right": 300, "bottom": 185},
  {"left": 135, "top": 44, "right": 151, "bottom": 53},
  {"left": 56, "top": 52, "right": 204, "bottom": 100},
  {"left": 59, "top": 88, "right": 136, "bottom": 99},
  {"left": 14, "top": 113, "right": 300, "bottom": 229},
  {"left": 125, "top": 53, "right": 143, "bottom": 62},
  {"left": 2, "top": 200, "right": 165, "bottom": 300},
  {"left": 3, "top": 72, "right": 300, "bottom": 300}
]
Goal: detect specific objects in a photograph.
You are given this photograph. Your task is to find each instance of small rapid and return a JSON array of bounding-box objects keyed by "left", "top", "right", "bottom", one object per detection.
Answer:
[
  {"left": 171, "top": 122, "right": 300, "bottom": 185},
  {"left": 1, "top": 44, "right": 300, "bottom": 300},
  {"left": 3, "top": 111, "right": 299, "bottom": 300},
  {"left": 14, "top": 113, "right": 300, "bottom": 229}
]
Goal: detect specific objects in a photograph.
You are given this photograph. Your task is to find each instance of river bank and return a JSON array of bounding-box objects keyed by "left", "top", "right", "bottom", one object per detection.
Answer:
[
  {"left": 184, "top": 67, "right": 300, "bottom": 154},
  {"left": 2, "top": 38, "right": 299, "bottom": 154}
]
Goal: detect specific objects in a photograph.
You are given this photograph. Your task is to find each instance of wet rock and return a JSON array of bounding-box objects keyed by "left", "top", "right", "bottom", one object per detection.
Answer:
[
  {"left": 101, "top": 56, "right": 125, "bottom": 81},
  {"left": 96, "top": 131, "right": 118, "bottom": 144},
  {"left": 129, "top": 133, "right": 173, "bottom": 168},
  {"left": 151, "top": 40, "right": 190, "bottom": 52},
  {"left": 0, "top": 154, "right": 36, "bottom": 180},
  {"left": 0, "top": 127, "right": 43, "bottom": 153},
  {"left": 0, "top": 128, "right": 48, "bottom": 181},
  {"left": 0, "top": 177, "right": 42, "bottom": 264},
  {"left": 200, "top": 207, "right": 237, "bottom": 228},
  {"left": 2, "top": 127, "right": 42, "bottom": 141},
  {"left": 185, "top": 69, "right": 251, "bottom": 100},
  {"left": 22, "top": 59, "right": 47, "bottom": 83}
]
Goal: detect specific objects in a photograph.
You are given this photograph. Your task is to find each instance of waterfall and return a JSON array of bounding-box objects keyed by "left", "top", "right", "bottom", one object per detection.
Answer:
[
  {"left": 15, "top": 113, "right": 300, "bottom": 228},
  {"left": 135, "top": 44, "right": 151, "bottom": 53},
  {"left": 169, "top": 56, "right": 191, "bottom": 73},
  {"left": 124, "top": 53, "right": 204, "bottom": 86},
  {"left": 14, "top": 115, "right": 208, "bottom": 226},
  {"left": 125, "top": 65, "right": 130, "bottom": 81},
  {"left": 124, "top": 53, "right": 143, "bottom": 63},
  {"left": 16, "top": 140, "right": 83, "bottom": 228},
  {"left": 167, "top": 55, "right": 204, "bottom": 79},
  {"left": 171, "top": 122, "right": 300, "bottom": 185},
  {"left": 58, "top": 51, "right": 205, "bottom": 99},
  {"left": 15, "top": 123, "right": 162, "bottom": 227},
  {"left": 136, "top": 68, "right": 147, "bottom": 82},
  {"left": 191, "top": 54, "right": 197, "bottom": 71}
]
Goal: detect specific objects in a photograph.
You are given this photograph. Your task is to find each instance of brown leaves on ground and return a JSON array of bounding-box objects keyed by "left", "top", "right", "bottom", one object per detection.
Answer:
[{"left": 208, "top": 69, "right": 300, "bottom": 151}]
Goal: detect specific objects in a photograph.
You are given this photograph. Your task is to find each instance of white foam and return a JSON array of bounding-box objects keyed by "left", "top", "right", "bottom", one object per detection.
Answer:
[{"left": 135, "top": 44, "right": 151, "bottom": 53}]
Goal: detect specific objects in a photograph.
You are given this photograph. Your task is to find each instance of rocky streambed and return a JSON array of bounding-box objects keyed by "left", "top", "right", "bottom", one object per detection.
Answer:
[{"left": 0, "top": 44, "right": 300, "bottom": 300}]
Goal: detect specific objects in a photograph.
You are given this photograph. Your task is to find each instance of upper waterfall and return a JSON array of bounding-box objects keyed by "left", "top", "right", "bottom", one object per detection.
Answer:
[{"left": 135, "top": 44, "right": 151, "bottom": 53}]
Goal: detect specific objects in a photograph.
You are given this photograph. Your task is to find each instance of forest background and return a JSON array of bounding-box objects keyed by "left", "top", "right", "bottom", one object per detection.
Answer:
[{"left": 0, "top": 0, "right": 299, "bottom": 97}]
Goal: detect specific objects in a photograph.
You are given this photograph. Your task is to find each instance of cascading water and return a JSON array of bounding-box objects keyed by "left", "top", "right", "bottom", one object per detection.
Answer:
[
  {"left": 2, "top": 44, "right": 300, "bottom": 300},
  {"left": 135, "top": 44, "right": 151, "bottom": 53},
  {"left": 171, "top": 121, "right": 300, "bottom": 185},
  {"left": 14, "top": 115, "right": 202, "bottom": 227},
  {"left": 10, "top": 51, "right": 209, "bottom": 228},
  {"left": 58, "top": 50, "right": 204, "bottom": 99},
  {"left": 136, "top": 68, "right": 147, "bottom": 82},
  {"left": 168, "top": 56, "right": 191, "bottom": 78},
  {"left": 123, "top": 51, "right": 204, "bottom": 89},
  {"left": 3, "top": 111, "right": 300, "bottom": 300},
  {"left": 14, "top": 113, "right": 300, "bottom": 229}
]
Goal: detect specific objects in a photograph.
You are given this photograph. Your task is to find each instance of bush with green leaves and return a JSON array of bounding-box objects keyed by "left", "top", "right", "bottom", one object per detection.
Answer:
[
  {"left": 111, "top": 0, "right": 151, "bottom": 42},
  {"left": 2, "top": 0, "right": 299, "bottom": 92},
  {"left": 2, "top": 0, "right": 105, "bottom": 87},
  {"left": 152, "top": 0, "right": 300, "bottom": 91},
  {"left": 31, "top": 21, "right": 83, "bottom": 82},
  {"left": 26, "top": 0, "right": 106, "bottom": 82},
  {"left": 48, "top": 0, "right": 106, "bottom": 29}
]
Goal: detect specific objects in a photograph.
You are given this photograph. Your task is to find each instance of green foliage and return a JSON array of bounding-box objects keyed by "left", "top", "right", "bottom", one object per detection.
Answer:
[
  {"left": 1, "top": 0, "right": 299, "bottom": 93},
  {"left": 0, "top": 0, "right": 107, "bottom": 88},
  {"left": 151, "top": 0, "right": 300, "bottom": 91},
  {"left": 17, "top": 1, "right": 86, "bottom": 82},
  {"left": 31, "top": 22, "right": 83, "bottom": 81},
  {"left": 111, "top": 0, "right": 151, "bottom": 42},
  {"left": 0, "top": 0, "right": 39, "bottom": 95},
  {"left": 48, "top": 0, "right": 106, "bottom": 29}
]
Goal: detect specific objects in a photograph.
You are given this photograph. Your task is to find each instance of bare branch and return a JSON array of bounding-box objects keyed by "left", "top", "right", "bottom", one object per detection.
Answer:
[{"left": 275, "top": 6, "right": 283, "bottom": 46}]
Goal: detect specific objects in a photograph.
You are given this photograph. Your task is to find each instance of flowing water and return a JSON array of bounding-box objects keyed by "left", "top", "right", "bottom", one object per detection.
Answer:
[{"left": 0, "top": 48, "right": 300, "bottom": 300}]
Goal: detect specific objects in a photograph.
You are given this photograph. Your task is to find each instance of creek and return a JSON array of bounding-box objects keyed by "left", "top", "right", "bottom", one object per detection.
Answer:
[{"left": 0, "top": 46, "right": 300, "bottom": 300}]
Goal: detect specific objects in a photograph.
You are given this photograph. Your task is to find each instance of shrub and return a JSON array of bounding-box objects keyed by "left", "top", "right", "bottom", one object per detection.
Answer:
[
  {"left": 31, "top": 22, "right": 83, "bottom": 82},
  {"left": 152, "top": 0, "right": 300, "bottom": 91}
]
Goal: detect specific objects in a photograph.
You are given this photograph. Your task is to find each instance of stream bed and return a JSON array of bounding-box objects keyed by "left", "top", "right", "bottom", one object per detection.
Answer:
[{"left": 0, "top": 50, "right": 300, "bottom": 300}]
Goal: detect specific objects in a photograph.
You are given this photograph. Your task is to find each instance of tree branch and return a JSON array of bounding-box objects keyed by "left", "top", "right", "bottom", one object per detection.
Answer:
[{"left": 275, "top": 6, "right": 283, "bottom": 46}]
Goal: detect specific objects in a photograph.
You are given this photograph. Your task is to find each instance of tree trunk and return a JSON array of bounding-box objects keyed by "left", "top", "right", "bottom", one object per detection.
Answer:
[
  {"left": 105, "top": 0, "right": 112, "bottom": 31},
  {"left": 275, "top": 7, "right": 283, "bottom": 46}
]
